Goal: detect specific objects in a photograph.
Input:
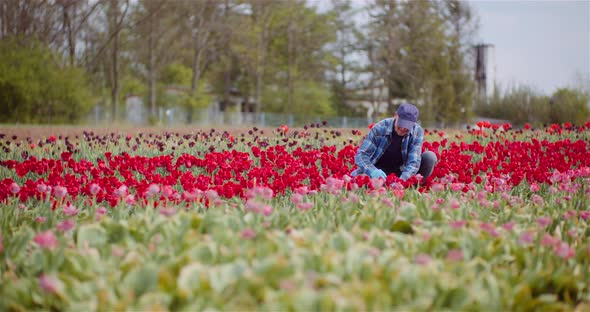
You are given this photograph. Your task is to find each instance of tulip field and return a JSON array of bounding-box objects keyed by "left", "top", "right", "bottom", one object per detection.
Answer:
[{"left": 1, "top": 122, "right": 590, "bottom": 311}]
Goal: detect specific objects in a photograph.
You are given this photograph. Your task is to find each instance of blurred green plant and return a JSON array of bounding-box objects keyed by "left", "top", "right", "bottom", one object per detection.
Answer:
[
  {"left": 475, "top": 83, "right": 590, "bottom": 126},
  {"left": 549, "top": 88, "right": 589, "bottom": 125},
  {"left": 263, "top": 81, "right": 335, "bottom": 116},
  {"left": 0, "top": 37, "right": 92, "bottom": 124}
]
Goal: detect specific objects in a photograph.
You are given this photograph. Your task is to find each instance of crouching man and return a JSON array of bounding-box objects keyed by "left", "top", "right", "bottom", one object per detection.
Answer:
[{"left": 351, "top": 102, "right": 437, "bottom": 186}]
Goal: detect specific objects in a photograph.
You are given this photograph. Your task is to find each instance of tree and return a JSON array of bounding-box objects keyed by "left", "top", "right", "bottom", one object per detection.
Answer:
[
  {"left": 326, "top": 0, "right": 365, "bottom": 117},
  {"left": 232, "top": 0, "right": 279, "bottom": 113},
  {"left": 56, "top": 0, "right": 102, "bottom": 66},
  {"left": 260, "top": 0, "right": 337, "bottom": 113},
  {"left": 130, "top": 0, "right": 183, "bottom": 120},
  {"left": 440, "top": 0, "right": 478, "bottom": 126},
  {"left": 173, "top": 0, "right": 221, "bottom": 95},
  {"left": 0, "top": 38, "right": 91, "bottom": 123},
  {"left": 550, "top": 88, "right": 589, "bottom": 125},
  {"left": 0, "top": 1, "right": 61, "bottom": 46},
  {"left": 365, "top": 0, "right": 478, "bottom": 127},
  {"left": 106, "top": 0, "right": 128, "bottom": 122},
  {"left": 84, "top": 0, "right": 130, "bottom": 122}
]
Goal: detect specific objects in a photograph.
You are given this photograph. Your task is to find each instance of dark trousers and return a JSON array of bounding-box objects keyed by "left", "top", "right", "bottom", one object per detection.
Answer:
[{"left": 417, "top": 151, "right": 437, "bottom": 185}]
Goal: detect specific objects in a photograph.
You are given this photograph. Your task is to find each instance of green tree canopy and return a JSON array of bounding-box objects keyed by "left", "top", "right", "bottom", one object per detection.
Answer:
[
  {"left": 0, "top": 37, "right": 92, "bottom": 124},
  {"left": 550, "top": 88, "right": 589, "bottom": 125}
]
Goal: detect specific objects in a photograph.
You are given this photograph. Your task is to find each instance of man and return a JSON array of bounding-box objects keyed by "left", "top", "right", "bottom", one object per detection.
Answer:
[{"left": 351, "top": 102, "right": 437, "bottom": 185}]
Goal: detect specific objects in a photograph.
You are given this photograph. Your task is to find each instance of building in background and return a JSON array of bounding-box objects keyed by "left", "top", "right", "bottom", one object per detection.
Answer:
[{"left": 474, "top": 43, "right": 496, "bottom": 99}]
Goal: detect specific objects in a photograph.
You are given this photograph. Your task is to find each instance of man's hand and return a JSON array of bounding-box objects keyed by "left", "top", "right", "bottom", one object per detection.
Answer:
[{"left": 368, "top": 168, "right": 387, "bottom": 179}]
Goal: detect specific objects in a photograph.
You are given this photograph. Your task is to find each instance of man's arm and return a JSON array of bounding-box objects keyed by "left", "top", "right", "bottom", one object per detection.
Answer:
[
  {"left": 400, "top": 127, "right": 424, "bottom": 181},
  {"left": 354, "top": 127, "right": 381, "bottom": 175}
]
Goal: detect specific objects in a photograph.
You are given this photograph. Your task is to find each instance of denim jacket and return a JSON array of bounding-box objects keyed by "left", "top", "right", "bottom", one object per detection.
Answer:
[{"left": 351, "top": 117, "right": 424, "bottom": 180}]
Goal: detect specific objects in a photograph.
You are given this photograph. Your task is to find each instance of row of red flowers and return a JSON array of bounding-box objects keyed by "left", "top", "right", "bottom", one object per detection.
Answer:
[{"left": 1, "top": 133, "right": 589, "bottom": 207}]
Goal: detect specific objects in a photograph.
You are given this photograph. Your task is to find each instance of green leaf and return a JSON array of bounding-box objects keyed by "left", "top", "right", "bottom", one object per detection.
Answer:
[
  {"left": 122, "top": 263, "right": 158, "bottom": 298},
  {"left": 76, "top": 224, "right": 108, "bottom": 248},
  {"left": 390, "top": 220, "right": 415, "bottom": 235},
  {"left": 209, "top": 260, "right": 248, "bottom": 293},
  {"left": 177, "top": 262, "right": 204, "bottom": 297}
]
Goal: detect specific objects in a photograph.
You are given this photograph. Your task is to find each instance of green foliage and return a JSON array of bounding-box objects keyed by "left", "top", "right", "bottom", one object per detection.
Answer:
[
  {"left": 181, "top": 86, "right": 214, "bottom": 113},
  {"left": 0, "top": 37, "right": 92, "bottom": 124},
  {"left": 263, "top": 81, "right": 335, "bottom": 116},
  {"left": 120, "top": 76, "right": 147, "bottom": 98},
  {"left": 159, "top": 81, "right": 213, "bottom": 123},
  {"left": 161, "top": 63, "right": 193, "bottom": 86},
  {"left": 366, "top": 0, "right": 476, "bottom": 126},
  {"left": 475, "top": 85, "right": 590, "bottom": 126},
  {"left": 549, "top": 88, "right": 589, "bottom": 124},
  {"left": 330, "top": 82, "right": 365, "bottom": 117},
  {"left": 1, "top": 125, "right": 590, "bottom": 310},
  {"left": 474, "top": 84, "right": 549, "bottom": 126}
]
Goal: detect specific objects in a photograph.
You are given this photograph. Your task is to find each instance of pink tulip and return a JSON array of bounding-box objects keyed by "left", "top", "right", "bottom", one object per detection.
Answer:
[
  {"left": 53, "top": 186, "right": 68, "bottom": 198},
  {"left": 294, "top": 186, "right": 309, "bottom": 195},
  {"left": 159, "top": 207, "right": 176, "bottom": 217},
  {"left": 36, "top": 183, "right": 48, "bottom": 193},
  {"left": 205, "top": 190, "right": 219, "bottom": 200},
  {"left": 56, "top": 219, "right": 75, "bottom": 232},
  {"left": 96, "top": 206, "right": 107, "bottom": 216},
  {"left": 567, "top": 229, "right": 578, "bottom": 238},
  {"left": 297, "top": 202, "right": 313, "bottom": 212},
  {"left": 541, "top": 234, "right": 559, "bottom": 247},
  {"left": 414, "top": 254, "right": 432, "bottom": 265},
  {"left": 39, "top": 274, "right": 60, "bottom": 294},
  {"left": 431, "top": 183, "right": 444, "bottom": 192},
  {"left": 450, "top": 220, "right": 466, "bottom": 229},
  {"left": 563, "top": 210, "right": 577, "bottom": 220},
  {"left": 145, "top": 184, "right": 160, "bottom": 198},
  {"left": 89, "top": 183, "right": 101, "bottom": 195},
  {"left": 501, "top": 222, "right": 515, "bottom": 232},
  {"left": 518, "top": 231, "right": 535, "bottom": 245},
  {"left": 240, "top": 228, "right": 256, "bottom": 240},
  {"left": 114, "top": 185, "right": 128, "bottom": 197},
  {"left": 536, "top": 217, "right": 551, "bottom": 228},
  {"left": 530, "top": 194, "right": 544, "bottom": 205},
  {"left": 450, "top": 183, "right": 464, "bottom": 192},
  {"left": 480, "top": 223, "right": 499, "bottom": 237},
  {"left": 9, "top": 182, "right": 20, "bottom": 194},
  {"left": 125, "top": 194, "right": 135, "bottom": 205},
  {"left": 554, "top": 242, "right": 575, "bottom": 259},
  {"left": 291, "top": 193, "right": 303, "bottom": 204},
  {"left": 348, "top": 193, "right": 359, "bottom": 203},
  {"left": 33, "top": 231, "right": 58, "bottom": 250},
  {"left": 446, "top": 249, "right": 464, "bottom": 262},
  {"left": 262, "top": 205, "right": 273, "bottom": 216},
  {"left": 62, "top": 203, "right": 78, "bottom": 216},
  {"left": 162, "top": 185, "right": 175, "bottom": 198}
]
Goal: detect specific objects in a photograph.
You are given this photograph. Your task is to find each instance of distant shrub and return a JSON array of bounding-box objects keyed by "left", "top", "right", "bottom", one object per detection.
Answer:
[{"left": 0, "top": 37, "right": 92, "bottom": 124}]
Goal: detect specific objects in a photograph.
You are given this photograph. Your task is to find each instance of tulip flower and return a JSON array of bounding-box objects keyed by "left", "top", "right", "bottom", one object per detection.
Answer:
[{"left": 33, "top": 231, "right": 58, "bottom": 250}]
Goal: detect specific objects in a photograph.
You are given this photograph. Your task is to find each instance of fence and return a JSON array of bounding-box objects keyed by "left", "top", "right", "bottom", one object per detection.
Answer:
[
  {"left": 87, "top": 105, "right": 491, "bottom": 129},
  {"left": 87, "top": 105, "right": 372, "bottom": 128}
]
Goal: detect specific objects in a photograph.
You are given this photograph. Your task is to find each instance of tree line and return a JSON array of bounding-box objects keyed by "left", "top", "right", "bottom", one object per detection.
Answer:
[{"left": 0, "top": 0, "right": 587, "bottom": 125}]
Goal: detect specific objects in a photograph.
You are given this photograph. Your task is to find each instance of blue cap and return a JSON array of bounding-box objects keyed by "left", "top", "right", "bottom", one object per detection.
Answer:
[{"left": 396, "top": 103, "right": 419, "bottom": 129}]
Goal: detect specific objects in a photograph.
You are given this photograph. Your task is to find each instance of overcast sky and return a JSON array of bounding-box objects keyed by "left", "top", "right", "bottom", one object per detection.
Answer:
[
  {"left": 312, "top": 0, "right": 590, "bottom": 95},
  {"left": 469, "top": 0, "right": 590, "bottom": 95}
]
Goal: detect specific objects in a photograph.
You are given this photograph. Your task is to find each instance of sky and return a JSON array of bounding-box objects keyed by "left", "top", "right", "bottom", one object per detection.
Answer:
[
  {"left": 467, "top": 0, "right": 589, "bottom": 95},
  {"left": 313, "top": 0, "right": 590, "bottom": 96}
]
